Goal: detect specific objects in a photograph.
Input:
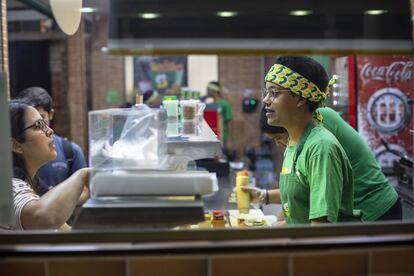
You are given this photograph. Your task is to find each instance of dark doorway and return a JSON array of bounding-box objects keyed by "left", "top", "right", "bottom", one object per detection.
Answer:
[{"left": 8, "top": 41, "right": 51, "bottom": 97}]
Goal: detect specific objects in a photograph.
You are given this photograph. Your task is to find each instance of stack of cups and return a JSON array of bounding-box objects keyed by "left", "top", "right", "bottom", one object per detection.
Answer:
[
  {"left": 181, "top": 99, "right": 206, "bottom": 136},
  {"left": 180, "top": 100, "right": 197, "bottom": 136}
]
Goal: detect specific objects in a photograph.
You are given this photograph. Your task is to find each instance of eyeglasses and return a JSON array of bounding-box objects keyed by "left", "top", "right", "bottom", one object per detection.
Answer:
[
  {"left": 262, "top": 87, "right": 291, "bottom": 100},
  {"left": 22, "top": 119, "right": 50, "bottom": 134}
]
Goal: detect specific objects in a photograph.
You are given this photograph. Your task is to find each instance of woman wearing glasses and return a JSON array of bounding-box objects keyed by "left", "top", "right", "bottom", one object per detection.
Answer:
[
  {"left": 259, "top": 56, "right": 356, "bottom": 225},
  {"left": 246, "top": 106, "right": 402, "bottom": 223},
  {"left": 9, "top": 100, "right": 89, "bottom": 230}
]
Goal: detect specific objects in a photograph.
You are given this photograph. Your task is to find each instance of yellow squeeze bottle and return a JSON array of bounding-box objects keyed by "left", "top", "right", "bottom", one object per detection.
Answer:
[{"left": 236, "top": 170, "right": 250, "bottom": 214}]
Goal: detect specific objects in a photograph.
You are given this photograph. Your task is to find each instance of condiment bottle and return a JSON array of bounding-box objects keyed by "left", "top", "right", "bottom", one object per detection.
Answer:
[
  {"left": 211, "top": 210, "right": 225, "bottom": 227},
  {"left": 236, "top": 170, "right": 250, "bottom": 214}
]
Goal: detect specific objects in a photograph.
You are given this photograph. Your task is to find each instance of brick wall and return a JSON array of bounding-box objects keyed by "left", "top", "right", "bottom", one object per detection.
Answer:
[
  {"left": 218, "top": 56, "right": 263, "bottom": 153},
  {"left": 49, "top": 29, "right": 88, "bottom": 153},
  {"left": 50, "top": 40, "right": 70, "bottom": 137},
  {"left": 67, "top": 23, "right": 88, "bottom": 152},
  {"left": 90, "top": 11, "right": 125, "bottom": 110},
  {"left": 49, "top": 25, "right": 89, "bottom": 155},
  {"left": 0, "top": 0, "right": 9, "bottom": 94},
  {"left": 0, "top": 0, "right": 7, "bottom": 71}
]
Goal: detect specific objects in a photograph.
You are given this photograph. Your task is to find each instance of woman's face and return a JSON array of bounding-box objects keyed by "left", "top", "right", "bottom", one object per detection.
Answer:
[
  {"left": 19, "top": 106, "right": 57, "bottom": 167},
  {"left": 263, "top": 82, "right": 297, "bottom": 128}
]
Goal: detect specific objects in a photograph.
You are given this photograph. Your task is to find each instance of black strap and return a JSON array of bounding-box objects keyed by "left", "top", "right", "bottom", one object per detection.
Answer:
[{"left": 61, "top": 138, "right": 74, "bottom": 171}]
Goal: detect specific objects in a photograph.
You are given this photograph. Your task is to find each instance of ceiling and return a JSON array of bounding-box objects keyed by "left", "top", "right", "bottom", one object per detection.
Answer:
[
  {"left": 109, "top": 0, "right": 411, "bottom": 40},
  {"left": 8, "top": 0, "right": 413, "bottom": 54}
]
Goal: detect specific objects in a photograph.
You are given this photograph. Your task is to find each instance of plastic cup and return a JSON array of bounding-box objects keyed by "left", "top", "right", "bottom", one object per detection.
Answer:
[
  {"left": 180, "top": 100, "right": 197, "bottom": 121},
  {"left": 182, "top": 120, "right": 197, "bottom": 136},
  {"left": 163, "top": 100, "right": 179, "bottom": 118}
]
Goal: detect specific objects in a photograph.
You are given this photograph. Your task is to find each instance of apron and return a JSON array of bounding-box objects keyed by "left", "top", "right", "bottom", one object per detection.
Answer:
[
  {"left": 280, "top": 121, "right": 360, "bottom": 223},
  {"left": 279, "top": 121, "right": 315, "bottom": 223}
]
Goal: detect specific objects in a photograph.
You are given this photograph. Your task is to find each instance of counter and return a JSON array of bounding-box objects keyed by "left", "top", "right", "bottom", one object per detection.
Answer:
[{"left": 1, "top": 174, "right": 413, "bottom": 276}]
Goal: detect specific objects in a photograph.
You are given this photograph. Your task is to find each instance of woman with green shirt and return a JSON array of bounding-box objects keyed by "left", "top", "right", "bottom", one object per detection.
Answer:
[
  {"left": 259, "top": 56, "right": 355, "bottom": 224},
  {"left": 249, "top": 74, "right": 402, "bottom": 222}
]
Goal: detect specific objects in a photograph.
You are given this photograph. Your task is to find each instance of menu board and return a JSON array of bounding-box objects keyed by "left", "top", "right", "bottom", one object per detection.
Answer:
[{"left": 134, "top": 56, "right": 187, "bottom": 95}]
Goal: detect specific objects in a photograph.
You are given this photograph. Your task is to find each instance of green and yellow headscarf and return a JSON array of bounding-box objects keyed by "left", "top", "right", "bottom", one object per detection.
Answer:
[{"left": 265, "top": 64, "right": 337, "bottom": 122}]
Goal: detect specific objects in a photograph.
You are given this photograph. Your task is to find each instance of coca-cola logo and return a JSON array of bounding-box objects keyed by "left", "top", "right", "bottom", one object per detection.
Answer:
[{"left": 360, "top": 61, "right": 413, "bottom": 84}]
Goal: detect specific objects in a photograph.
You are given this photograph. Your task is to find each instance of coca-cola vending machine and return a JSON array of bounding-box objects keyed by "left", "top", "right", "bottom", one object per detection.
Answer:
[
  {"left": 330, "top": 56, "right": 357, "bottom": 128},
  {"left": 330, "top": 56, "right": 413, "bottom": 199},
  {"left": 356, "top": 56, "right": 413, "bottom": 176}
]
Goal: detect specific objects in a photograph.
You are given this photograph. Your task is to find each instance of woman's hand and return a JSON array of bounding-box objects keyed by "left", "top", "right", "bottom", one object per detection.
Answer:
[
  {"left": 58, "top": 223, "right": 72, "bottom": 231},
  {"left": 277, "top": 220, "right": 286, "bottom": 226},
  {"left": 241, "top": 186, "right": 266, "bottom": 204}
]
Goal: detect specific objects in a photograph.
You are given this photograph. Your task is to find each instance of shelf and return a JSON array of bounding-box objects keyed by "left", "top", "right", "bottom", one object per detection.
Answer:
[{"left": 167, "top": 120, "right": 222, "bottom": 160}]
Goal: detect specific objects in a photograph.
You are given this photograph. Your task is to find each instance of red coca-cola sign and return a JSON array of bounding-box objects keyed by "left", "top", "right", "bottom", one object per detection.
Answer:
[
  {"left": 360, "top": 61, "right": 414, "bottom": 85},
  {"left": 357, "top": 56, "right": 413, "bottom": 170}
]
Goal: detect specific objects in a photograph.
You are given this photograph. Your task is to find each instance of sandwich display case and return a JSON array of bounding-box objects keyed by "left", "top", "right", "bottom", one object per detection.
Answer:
[{"left": 74, "top": 104, "right": 221, "bottom": 229}]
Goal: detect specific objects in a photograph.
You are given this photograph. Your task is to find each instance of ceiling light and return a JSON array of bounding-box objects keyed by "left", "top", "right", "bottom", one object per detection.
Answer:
[
  {"left": 80, "top": 7, "right": 97, "bottom": 13},
  {"left": 139, "top": 13, "right": 160, "bottom": 19},
  {"left": 364, "top": 10, "right": 388, "bottom": 15},
  {"left": 217, "top": 11, "right": 238, "bottom": 17},
  {"left": 289, "top": 10, "right": 313, "bottom": 16}
]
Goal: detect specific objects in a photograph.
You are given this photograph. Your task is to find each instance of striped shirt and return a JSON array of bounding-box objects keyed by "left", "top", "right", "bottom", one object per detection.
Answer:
[{"left": 12, "top": 178, "right": 39, "bottom": 230}]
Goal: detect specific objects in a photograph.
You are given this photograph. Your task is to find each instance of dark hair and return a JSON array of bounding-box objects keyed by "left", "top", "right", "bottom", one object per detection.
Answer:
[
  {"left": 260, "top": 107, "right": 287, "bottom": 134},
  {"left": 9, "top": 100, "right": 39, "bottom": 190},
  {"left": 10, "top": 100, "right": 29, "bottom": 179},
  {"left": 208, "top": 81, "right": 221, "bottom": 87},
  {"left": 17, "top": 87, "right": 53, "bottom": 112},
  {"left": 143, "top": 90, "right": 158, "bottom": 104},
  {"left": 207, "top": 81, "right": 222, "bottom": 93},
  {"left": 275, "top": 56, "right": 328, "bottom": 112}
]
